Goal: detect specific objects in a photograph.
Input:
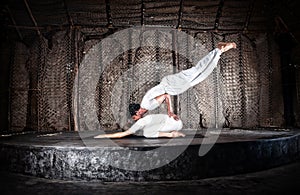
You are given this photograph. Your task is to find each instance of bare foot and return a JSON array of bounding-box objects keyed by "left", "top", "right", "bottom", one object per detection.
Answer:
[{"left": 217, "top": 42, "right": 237, "bottom": 53}]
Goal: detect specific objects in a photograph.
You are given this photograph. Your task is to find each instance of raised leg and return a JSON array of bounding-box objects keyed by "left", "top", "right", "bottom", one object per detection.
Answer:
[{"left": 183, "top": 42, "right": 236, "bottom": 87}]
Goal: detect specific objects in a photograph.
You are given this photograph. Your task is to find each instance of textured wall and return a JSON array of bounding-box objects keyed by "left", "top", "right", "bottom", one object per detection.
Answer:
[{"left": 8, "top": 28, "right": 290, "bottom": 131}]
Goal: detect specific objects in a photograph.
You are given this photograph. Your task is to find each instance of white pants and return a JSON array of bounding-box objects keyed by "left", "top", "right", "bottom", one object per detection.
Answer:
[{"left": 141, "top": 48, "right": 222, "bottom": 110}]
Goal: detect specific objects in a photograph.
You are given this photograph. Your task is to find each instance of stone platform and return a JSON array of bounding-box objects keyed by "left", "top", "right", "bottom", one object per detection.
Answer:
[{"left": 0, "top": 128, "right": 299, "bottom": 181}]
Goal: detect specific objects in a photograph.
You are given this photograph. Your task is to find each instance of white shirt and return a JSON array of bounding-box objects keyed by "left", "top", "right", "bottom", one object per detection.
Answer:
[{"left": 140, "top": 84, "right": 165, "bottom": 110}]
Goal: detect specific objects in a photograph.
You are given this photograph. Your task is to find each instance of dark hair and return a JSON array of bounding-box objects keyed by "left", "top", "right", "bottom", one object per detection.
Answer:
[{"left": 129, "top": 103, "right": 140, "bottom": 116}]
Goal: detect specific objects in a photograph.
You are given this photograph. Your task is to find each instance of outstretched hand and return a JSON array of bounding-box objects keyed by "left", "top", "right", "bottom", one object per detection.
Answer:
[{"left": 94, "top": 134, "right": 106, "bottom": 138}]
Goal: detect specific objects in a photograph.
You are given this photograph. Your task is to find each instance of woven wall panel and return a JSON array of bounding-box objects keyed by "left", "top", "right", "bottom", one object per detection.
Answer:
[
  {"left": 10, "top": 43, "right": 29, "bottom": 131},
  {"left": 37, "top": 32, "right": 72, "bottom": 130},
  {"left": 9, "top": 28, "right": 290, "bottom": 131}
]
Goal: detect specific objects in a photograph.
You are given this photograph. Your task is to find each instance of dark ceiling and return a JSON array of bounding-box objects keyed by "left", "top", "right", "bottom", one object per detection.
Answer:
[{"left": 1, "top": 0, "right": 300, "bottom": 43}]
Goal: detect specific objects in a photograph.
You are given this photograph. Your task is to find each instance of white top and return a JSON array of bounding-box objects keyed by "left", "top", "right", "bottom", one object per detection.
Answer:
[
  {"left": 140, "top": 84, "right": 165, "bottom": 110},
  {"left": 128, "top": 114, "right": 183, "bottom": 138}
]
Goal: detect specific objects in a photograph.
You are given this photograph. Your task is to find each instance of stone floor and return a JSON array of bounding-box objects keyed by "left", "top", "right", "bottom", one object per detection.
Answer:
[
  {"left": 1, "top": 128, "right": 300, "bottom": 194},
  {"left": 0, "top": 128, "right": 296, "bottom": 148},
  {"left": 1, "top": 160, "right": 300, "bottom": 195}
]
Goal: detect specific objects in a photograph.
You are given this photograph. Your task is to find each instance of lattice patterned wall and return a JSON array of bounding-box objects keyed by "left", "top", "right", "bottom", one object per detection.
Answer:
[
  {"left": 10, "top": 31, "right": 75, "bottom": 131},
  {"left": 9, "top": 27, "right": 291, "bottom": 131},
  {"left": 9, "top": 42, "right": 29, "bottom": 131},
  {"left": 75, "top": 28, "right": 286, "bottom": 131}
]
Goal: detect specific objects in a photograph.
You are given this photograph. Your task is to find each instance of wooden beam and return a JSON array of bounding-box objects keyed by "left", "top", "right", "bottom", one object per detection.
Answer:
[
  {"left": 23, "top": 0, "right": 41, "bottom": 36},
  {"left": 105, "top": 0, "right": 113, "bottom": 28},
  {"left": 214, "top": 0, "right": 224, "bottom": 31},
  {"left": 141, "top": 0, "right": 145, "bottom": 25},
  {"left": 5, "top": 6, "right": 23, "bottom": 41},
  {"left": 243, "top": 0, "right": 255, "bottom": 32},
  {"left": 7, "top": 25, "right": 45, "bottom": 30},
  {"left": 6, "top": 23, "right": 271, "bottom": 34},
  {"left": 63, "top": 0, "right": 74, "bottom": 28},
  {"left": 176, "top": 0, "right": 184, "bottom": 30}
]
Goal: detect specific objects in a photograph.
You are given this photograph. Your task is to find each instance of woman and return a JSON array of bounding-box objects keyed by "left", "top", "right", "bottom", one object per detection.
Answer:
[{"left": 131, "top": 42, "right": 236, "bottom": 121}]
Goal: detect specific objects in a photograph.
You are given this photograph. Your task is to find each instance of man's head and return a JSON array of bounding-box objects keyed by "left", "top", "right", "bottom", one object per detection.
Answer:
[{"left": 129, "top": 103, "right": 147, "bottom": 121}]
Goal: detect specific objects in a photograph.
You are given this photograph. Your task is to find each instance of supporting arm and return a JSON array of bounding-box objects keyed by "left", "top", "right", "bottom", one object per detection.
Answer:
[
  {"left": 155, "top": 94, "right": 179, "bottom": 120},
  {"left": 94, "top": 130, "right": 133, "bottom": 139}
]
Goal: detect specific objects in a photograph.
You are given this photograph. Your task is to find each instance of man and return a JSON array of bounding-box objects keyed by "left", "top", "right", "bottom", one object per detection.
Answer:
[
  {"left": 94, "top": 112, "right": 185, "bottom": 139},
  {"left": 131, "top": 42, "right": 237, "bottom": 121}
]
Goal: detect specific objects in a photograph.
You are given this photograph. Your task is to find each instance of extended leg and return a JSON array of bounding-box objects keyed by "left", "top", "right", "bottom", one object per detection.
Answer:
[
  {"left": 181, "top": 48, "right": 221, "bottom": 85},
  {"left": 182, "top": 42, "right": 236, "bottom": 87}
]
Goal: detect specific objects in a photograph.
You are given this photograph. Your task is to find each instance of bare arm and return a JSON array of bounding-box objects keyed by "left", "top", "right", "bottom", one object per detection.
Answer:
[
  {"left": 164, "top": 94, "right": 173, "bottom": 115},
  {"left": 94, "top": 130, "right": 133, "bottom": 139},
  {"left": 158, "top": 131, "right": 185, "bottom": 138},
  {"left": 155, "top": 94, "right": 179, "bottom": 120}
]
